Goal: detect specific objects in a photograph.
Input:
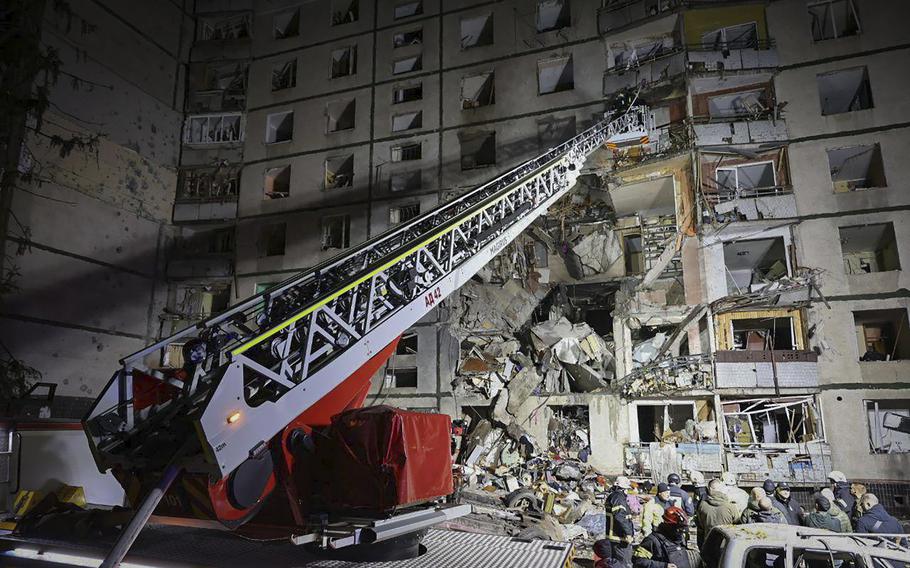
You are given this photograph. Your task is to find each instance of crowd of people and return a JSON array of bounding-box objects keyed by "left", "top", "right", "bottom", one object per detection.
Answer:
[{"left": 593, "top": 471, "right": 906, "bottom": 568}]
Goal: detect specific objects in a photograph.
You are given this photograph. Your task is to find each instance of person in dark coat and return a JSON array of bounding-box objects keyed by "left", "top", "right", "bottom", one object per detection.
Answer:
[
  {"left": 770, "top": 482, "right": 802, "bottom": 525},
  {"left": 595, "top": 539, "right": 624, "bottom": 568},
  {"left": 743, "top": 497, "right": 785, "bottom": 524},
  {"left": 691, "top": 471, "right": 708, "bottom": 510},
  {"left": 667, "top": 473, "right": 695, "bottom": 517},
  {"left": 801, "top": 496, "right": 840, "bottom": 532},
  {"left": 828, "top": 471, "right": 855, "bottom": 518},
  {"left": 856, "top": 494, "right": 907, "bottom": 545},
  {"left": 634, "top": 506, "right": 694, "bottom": 568},
  {"left": 606, "top": 476, "right": 636, "bottom": 567},
  {"left": 762, "top": 479, "right": 777, "bottom": 495}
]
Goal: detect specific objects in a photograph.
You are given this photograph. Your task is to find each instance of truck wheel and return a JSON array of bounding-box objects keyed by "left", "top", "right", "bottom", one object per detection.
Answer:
[{"left": 505, "top": 489, "right": 541, "bottom": 513}]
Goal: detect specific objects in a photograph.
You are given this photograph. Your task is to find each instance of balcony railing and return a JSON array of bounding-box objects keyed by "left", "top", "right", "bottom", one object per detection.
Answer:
[
  {"left": 703, "top": 184, "right": 792, "bottom": 204},
  {"left": 714, "top": 350, "right": 818, "bottom": 389},
  {"left": 687, "top": 40, "right": 778, "bottom": 72},
  {"left": 603, "top": 50, "right": 686, "bottom": 95},
  {"left": 598, "top": 0, "right": 681, "bottom": 33},
  {"left": 693, "top": 118, "right": 787, "bottom": 145},
  {"left": 183, "top": 112, "right": 244, "bottom": 145}
]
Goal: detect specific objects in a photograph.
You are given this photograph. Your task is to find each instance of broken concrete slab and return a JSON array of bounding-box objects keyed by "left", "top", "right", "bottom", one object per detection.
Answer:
[{"left": 506, "top": 367, "right": 541, "bottom": 415}]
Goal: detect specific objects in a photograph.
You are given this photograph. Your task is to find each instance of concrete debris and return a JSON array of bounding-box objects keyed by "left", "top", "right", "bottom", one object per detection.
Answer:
[{"left": 571, "top": 229, "right": 623, "bottom": 276}]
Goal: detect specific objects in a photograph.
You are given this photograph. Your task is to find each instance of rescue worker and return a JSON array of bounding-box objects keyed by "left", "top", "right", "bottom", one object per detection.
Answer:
[
  {"left": 642, "top": 483, "right": 674, "bottom": 536},
  {"left": 720, "top": 472, "right": 749, "bottom": 518},
  {"left": 828, "top": 471, "right": 855, "bottom": 518},
  {"left": 739, "top": 487, "right": 766, "bottom": 524},
  {"left": 743, "top": 497, "right": 785, "bottom": 524},
  {"left": 856, "top": 493, "right": 907, "bottom": 545},
  {"left": 633, "top": 506, "right": 693, "bottom": 568},
  {"left": 800, "top": 495, "right": 840, "bottom": 532},
  {"left": 762, "top": 479, "right": 776, "bottom": 496},
  {"left": 594, "top": 539, "right": 623, "bottom": 568},
  {"left": 606, "top": 476, "right": 636, "bottom": 567},
  {"left": 695, "top": 479, "right": 739, "bottom": 550},
  {"left": 850, "top": 483, "right": 867, "bottom": 527},
  {"left": 690, "top": 471, "right": 708, "bottom": 509},
  {"left": 667, "top": 473, "right": 695, "bottom": 516},
  {"left": 820, "top": 488, "right": 852, "bottom": 532},
  {"left": 770, "top": 482, "right": 802, "bottom": 525}
]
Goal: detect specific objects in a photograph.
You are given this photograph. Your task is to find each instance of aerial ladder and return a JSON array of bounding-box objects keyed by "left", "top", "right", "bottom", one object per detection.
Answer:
[{"left": 80, "top": 106, "right": 652, "bottom": 566}]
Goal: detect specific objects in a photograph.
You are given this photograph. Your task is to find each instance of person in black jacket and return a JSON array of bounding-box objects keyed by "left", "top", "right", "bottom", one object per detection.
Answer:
[
  {"left": 606, "top": 476, "right": 636, "bottom": 567},
  {"left": 828, "top": 471, "right": 855, "bottom": 518},
  {"left": 855, "top": 494, "right": 907, "bottom": 546},
  {"left": 666, "top": 473, "right": 695, "bottom": 517},
  {"left": 634, "top": 506, "right": 694, "bottom": 568},
  {"left": 770, "top": 482, "right": 802, "bottom": 525}
]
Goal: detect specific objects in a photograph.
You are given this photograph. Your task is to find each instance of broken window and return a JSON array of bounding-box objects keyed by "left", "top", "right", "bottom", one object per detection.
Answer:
[
  {"left": 391, "top": 110, "right": 422, "bottom": 132},
  {"left": 259, "top": 222, "right": 286, "bottom": 257},
  {"left": 867, "top": 400, "right": 910, "bottom": 453},
  {"left": 271, "top": 60, "right": 297, "bottom": 91},
  {"left": 201, "top": 62, "right": 247, "bottom": 93},
  {"left": 722, "top": 396, "right": 823, "bottom": 445},
  {"left": 272, "top": 8, "right": 299, "bottom": 39},
  {"left": 461, "top": 73, "right": 495, "bottom": 110},
  {"left": 394, "top": 1, "right": 422, "bottom": 20},
  {"left": 200, "top": 13, "right": 251, "bottom": 41},
  {"left": 460, "top": 13, "right": 494, "bottom": 49},
  {"left": 459, "top": 131, "right": 496, "bottom": 170},
  {"left": 331, "top": 0, "right": 358, "bottom": 26},
  {"left": 611, "top": 39, "right": 670, "bottom": 70},
  {"left": 264, "top": 165, "right": 291, "bottom": 199},
  {"left": 809, "top": 0, "right": 861, "bottom": 41},
  {"left": 623, "top": 233, "right": 643, "bottom": 274},
  {"left": 392, "top": 55, "right": 422, "bottom": 75},
  {"left": 265, "top": 110, "right": 293, "bottom": 143},
  {"left": 795, "top": 550, "right": 862, "bottom": 568},
  {"left": 707, "top": 89, "right": 768, "bottom": 119},
  {"left": 178, "top": 167, "right": 240, "bottom": 200},
  {"left": 389, "top": 368, "right": 418, "bottom": 388},
  {"left": 731, "top": 317, "right": 796, "bottom": 351},
  {"left": 715, "top": 161, "right": 776, "bottom": 194},
  {"left": 854, "top": 309, "right": 910, "bottom": 361},
  {"left": 701, "top": 22, "right": 758, "bottom": 50},
  {"left": 537, "top": 116, "right": 576, "bottom": 152},
  {"left": 331, "top": 46, "right": 357, "bottom": 78},
  {"left": 722, "top": 237, "right": 788, "bottom": 294},
  {"left": 326, "top": 99, "right": 356, "bottom": 132},
  {"left": 745, "top": 548, "right": 786, "bottom": 568},
  {"left": 634, "top": 402, "right": 696, "bottom": 443},
  {"left": 191, "top": 62, "right": 247, "bottom": 112},
  {"left": 827, "top": 143, "right": 886, "bottom": 192},
  {"left": 321, "top": 214, "right": 350, "bottom": 250},
  {"left": 392, "top": 82, "right": 422, "bottom": 103},
  {"left": 390, "top": 202, "right": 420, "bottom": 225},
  {"left": 185, "top": 113, "right": 243, "bottom": 144},
  {"left": 839, "top": 223, "right": 900, "bottom": 274},
  {"left": 390, "top": 170, "right": 422, "bottom": 192},
  {"left": 393, "top": 28, "right": 423, "bottom": 48},
  {"left": 537, "top": 0, "right": 570, "bottom": 33},
  {"left": 391, "top": 142, "right": 421, "bottom": 162},
  {"left": 324, "top": 154, "right": 354, "bottom": 189},
  {"left": 550, "top": 406, "right": 590, "bottom": 458},
  {"left": 817, "top": 66, "right": 873, "bottom": 115},
  {"left": 537, "top": 55, "right": 574, "bottom": 95}
]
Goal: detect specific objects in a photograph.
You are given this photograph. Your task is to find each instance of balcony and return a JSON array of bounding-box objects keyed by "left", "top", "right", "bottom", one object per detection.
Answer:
[
  {"left": 706, "top": 186, "right": 797, "bottom": 221},
  {"left": 606, "top": 120, "right": 691, "bottom": 173},
  {"left": 173, "top": 169, "right": 239, "bottom": 223},
  {"left": 714, "top": 350, "right": 818, "bottom": 389},
  {"left": 603, "top": 50, "right": 686, "bottom": 95},
  {"left": 183, "top": 112, "right": 244, "bottom": 146},
  {"left": 687, "top": 41, "right": 779, "bottom": 72},
  {"left": 166, "top": 255, "right": 233, "bottom": 280},
  {"left": 693, "top": 118, "right": 787, "bottom": 145},
  {"left": 598, "top": 0, "right": 681, "bottom": 34}
]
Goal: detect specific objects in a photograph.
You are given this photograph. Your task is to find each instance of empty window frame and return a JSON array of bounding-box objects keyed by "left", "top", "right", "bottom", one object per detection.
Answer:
[
  {"left": 391, "top": 142, "right": 421, "bottom": 162},
  {"left": 392, "top": 55, "right": 422, "bottom": 75},
  {"left": 326, "top": 100, "right": 356, "bottom": 132},
  {"left": 537, "top": 116, "right": 576, "bottom": 152},
  {"left": 866, "top": 399, "right": 910, "bottom": 453},
  {"left": 722, "top": 396, "right": 823, "bottom": 445},
  {"left": 818, "top": 67, "right": 873, "bottom": 115},
  {"left": 331, "top": 46, "right": 357, "bottom": 78},
  {"left": 827, "top": 144, "right": 886, "bottom": 192},
  {"left": 390, "top": 368, "right": 418, "bottom": 388},
  {"left": 459, "top": 131, "right": 495, "bottom": 170},
  {"left": 460, "top": 13, "right": 493, "bottom": 49},
  {"left": 331, "top": 0, "right": 358, "bottom": 26},
  {"left": 397, "top": 331, "right": 418, "bottom": 355},
  {"left": 200, "top": 13, "right": 251, "bottom": 41},
  {"left": 390, "top": 202, "right": 420, "bottom": 225},
  {"left": 623, "top": 233, "right": 643, "bottom": 274},
  {"left": 722, "top": 237, "right": 788, "bottom": 293},
  {"left": 839, "top": 223, "right": 900, "bottom": 274},
  {"left": 259, "top": 222, "right": 286, "bottom": 257},
  {"left": 264, "top": 165, "right": 291, "bottom": 199},
  {"left": 186, "top": 113, "right": 243, "bottom": 144},
  {"left": 178, "top": 167, "right": 240, "bottom": 200},
  {"left": 611, "top": 39, "right": 670, "bottom": 70},
  {"left": 390, "top": 170, "right": 422, "bottom": 192},
  {"left": 537, "top": 0, "right": 570, "bottom": 33},
  {"left": 322, "top": 214, "right": 350, "bottom": 250},
  {"left": 265, "top": 111, "right": 293, "bottom": 143},
  {"left": 731, "top": 316, "right": 796, "bottom": 351},
  {"left": 701, "top": 22, "right": 758, "bottom": 50},
  {"left": 271, "top": 60, "right": 297, "bottom": 91},
  {"left": 537, "top": 56, "right": 574, "bottom": 95},
  {"left": 392, "top": 82, "right": 422, "bottom": 103},
  {"left": 393, "top": 28, "right": 423, "bottom": 48},
  {"left": 324, "top": 154, "right": 354, "bottom": 189},
  {"left": 392, "top": 111, "right": 422, "bottom": 132},
  {"left": 809, "top": 0, "right": 861, "bottom": 41},
  {"left": 854, "top": 309, "right": 910, "bottom": 362},
  {"left": 394, "top": 1, "right": 422, "bottom": 20},
  {"left": 461, "top": 72, "right": 495, "bottom": 109},
  {"left": 633, "top": 401, "right": 696, "bottom": 443},
  {"left": 715, "top": 161, "right": 777, "bottom": 193},
  {"left": 201, "top": 62, "right": 247, "bottom": 93},
  {"left": 707, "top": 89, "right": 768, "bottom": 119},
  {"left": 272, "top": 8, "right": 299, "bottom": 39}
]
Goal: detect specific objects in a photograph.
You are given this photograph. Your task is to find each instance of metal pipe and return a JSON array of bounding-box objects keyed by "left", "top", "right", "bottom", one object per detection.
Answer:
[
  {"left": 99, "top": 464, "right": 181, "bottom": 568},
  {"left": 360, "top": 504, "right": 471, "bottom": 544}
]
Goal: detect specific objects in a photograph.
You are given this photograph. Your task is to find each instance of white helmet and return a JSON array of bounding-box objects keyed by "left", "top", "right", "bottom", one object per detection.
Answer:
[
  {"left": 828, "top": 470, "right": 847, "bottom": 483},
  {"left": 690, "top": 471, "right": 706, "bottom": 486},
  {"left": 721, "top": 471, "right": 737, "bottom": 486},
  {"left": 615, "top": 476, "right": 632, "bottom": 490}
]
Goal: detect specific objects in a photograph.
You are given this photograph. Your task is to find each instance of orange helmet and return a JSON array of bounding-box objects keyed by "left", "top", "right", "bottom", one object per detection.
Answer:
[{"left": 662, "top": 506, "right": 688, "bottom": 526}]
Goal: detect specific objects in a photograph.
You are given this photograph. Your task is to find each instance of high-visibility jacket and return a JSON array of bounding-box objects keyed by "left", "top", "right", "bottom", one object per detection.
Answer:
[{"left": 606, "top": 488, "right": 635, "bottom": 542}]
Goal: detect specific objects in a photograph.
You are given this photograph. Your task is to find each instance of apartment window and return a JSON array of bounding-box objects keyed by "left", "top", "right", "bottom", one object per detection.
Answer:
[
  {"left": 200, "top": 13, "right": 251, "bottom": 41},
  {"left": 265, "top": 111, "right": 293, "bottom": 143},
  {"left": 392, "top": 111, "right": 422, "bottom": 132},
  {"left": 185, "top": 113, "right": 243, "bottom": 144},
  {"left": 731, "top": 316, "right": 796, "bottom": 351},
  {"left": 459, "top": 131, "right": 495, "bottom": 170},
  {"left": 537, "top": 56, "right": 573, "bottom": 95},
  {"left": 461, "top": 72, "right": 495, "bottom": 109},
  {"left": 331, "top": 0, "right": 358, "bottom": 26},
  {"left": 707, "top": 89, "right": 768, "bottom": 119},
  {"left": 809, "top": 0, "right": 861, "bottom": 41},
  {"left": 324, "top": 155, "right": 354, "bottom": 189},
  {"left": 634, "top": 402, "right": 696, "bottom": 443},
  {"left": 827, "top": 144, "right": 886, "bottom": 192},
  {"left": 271, "top": 60, "right": 297, "bottom": 91},
  {"left": 178, "top": 167, "right": 239, "bottom": 200},
  {"left": 867, "top": 400, "right": 910, "bottom": 453},
  {"left": 322, "top": 215, "right": 350, "bottom": 250},
  {"left": 818, "top": 67, "right": 873, "bottom": 115},
  {"left": 390, "top": 202, "right": 420, "bottom": 225},
  {"left": 390, "top": 368, "right": 418, "bottom": 388},
  {"left": 537, "top": 116, "right": 576, "bottom": 152},
  {"left": 392, "top": 82, "right": 423, "bottom": 103},
  {"left": 839, "top": 223, "right": 900, "bottom": 274},
  {"left": 393, "top": 28, "right": 423, "bottom": 48},
  {"left": 391, "top": 142, "right": 421, "bottom": 162},
  {"left": 394, "top": 1, "right": 422, "bottom": 20},
  {"left": 264, "top": 165, "right": 290, "bottom": 199},
  {"left": 612, "top": 39, "right": 669, "bottom": 70},
  {"left": 460, "top": 13, "right": 493, "bottom": 49},
  {"left": 390, "top": 171, "right": 421, "bottom": 192},
  {"left": 259, "top": 223, "right": 286, "bottom": 257},
  {"left": 723, "top": 396, "right": 823, "bottom": 445},
  {"left": 392, "top": 55, "right": 421, "bottom": 75},
  {"left": 623, "top": 233, "right": 643, "bottom": 274},
  {"left": 723, "top": 237, "right": 788, "bottom": 293},
  {"left": 331, "top": 46, "right": 357, "bottom": 78},
  {"left": 701, "top": 22, "right": 758, "bottom": 50},
  {"left": 201, "top": 62, "right": 247, "bottom": 94},
  {"left": 397, "top": 332, "right": 418, "bottom": 354},
  {"left": 855, "top": 309, "right": 910, "bottom": 363},
  {"left": 715, "top": 161, "right": 776, "bottom": 192},
  {"left": 537, "top": 0, "right": 570, "bottom": 33},
  {"left": 326, "top": 100, "right": 356, "bottom": 133},
  {"left": 272, "top": 9, "right": 299, "bottom": 39}
]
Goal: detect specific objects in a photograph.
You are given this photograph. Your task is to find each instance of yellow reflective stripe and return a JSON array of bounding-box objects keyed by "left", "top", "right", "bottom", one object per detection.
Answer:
[
  {"left": 611, "top": 505, "right": 624, "bottom": 512},
  {"left": 634, "top": 546, "right": 653, "bottom": 559}
]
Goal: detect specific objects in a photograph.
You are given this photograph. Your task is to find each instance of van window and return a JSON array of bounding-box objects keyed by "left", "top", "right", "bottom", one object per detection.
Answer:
[
  {"left": 745, "top": 547, "right": 786, "bottom": 568},
  {"left": 795, "top": 549, "right": 862, "bottom": 568},
  {"left": 702, "top": 530, "right": 728, "bottom": 568},
  {"left": 871, "top": 559, "right": 910, "bottom": 568}
]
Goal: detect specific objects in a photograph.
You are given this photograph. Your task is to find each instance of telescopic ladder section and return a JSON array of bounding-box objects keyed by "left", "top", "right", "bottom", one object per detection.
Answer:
[{"left": 85, "top": 109, "right": 645, "bottom": 480}]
